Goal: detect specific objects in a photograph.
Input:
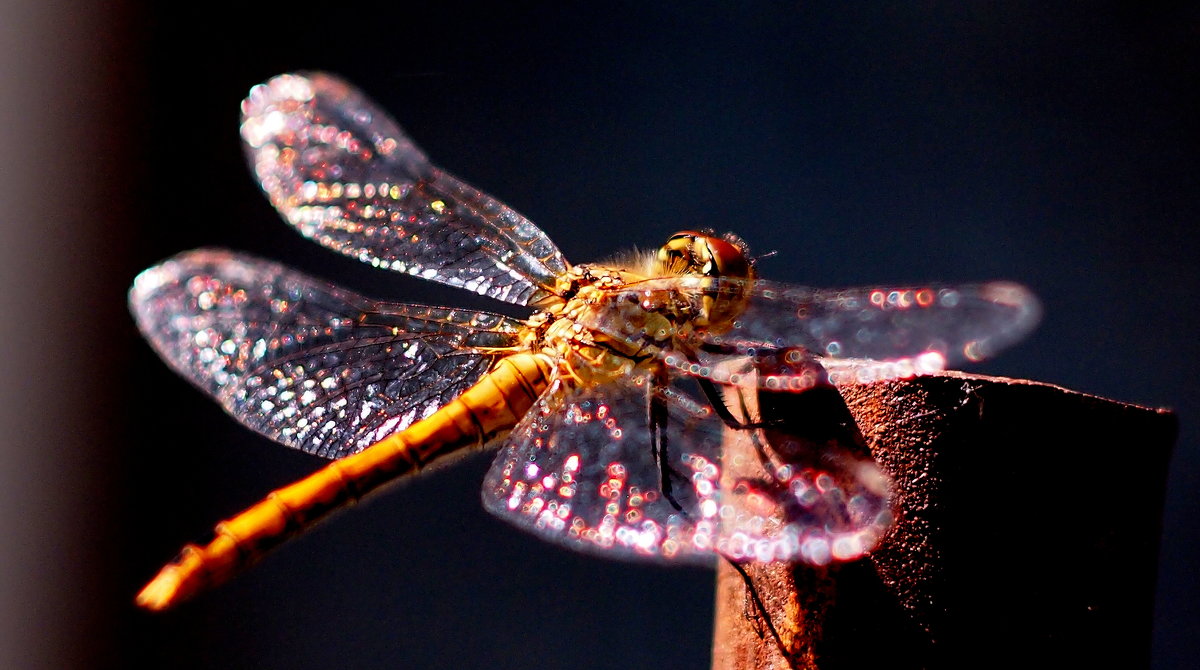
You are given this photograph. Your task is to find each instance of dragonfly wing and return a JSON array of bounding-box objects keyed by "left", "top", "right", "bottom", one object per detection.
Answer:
[
  {"left": 240, "top": 73, "right": 568, "bottom": 307},
  {"left": 130, "top": 249, "right": 522, "bottom": 459},
  {"left": 481, "top": 376, "right": 891, "bottom": 565},
  {"left": 727, "top": 279, "right": 1040, "bottom": 363},
  {"left": 582, "top": 277, "right": 1039, "bottom": 387},
  {"left": 481, "top": 376, "right": 717, "bottom": 564}
]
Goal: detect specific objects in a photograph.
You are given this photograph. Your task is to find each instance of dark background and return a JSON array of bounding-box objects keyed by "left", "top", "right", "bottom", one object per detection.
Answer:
[{"left": 2, "top": 2, "right": 1196, "bottom": 668}]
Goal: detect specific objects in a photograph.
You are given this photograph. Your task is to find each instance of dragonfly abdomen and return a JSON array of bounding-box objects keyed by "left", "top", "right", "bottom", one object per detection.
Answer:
[{"left": 136, "top": 352, "right": 553, "bottom": 610}]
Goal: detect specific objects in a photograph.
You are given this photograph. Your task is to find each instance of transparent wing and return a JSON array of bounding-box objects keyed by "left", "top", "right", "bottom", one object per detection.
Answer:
[
  {"left": 730, "top": 279, "right": 1039, "bottom": 361},
  {"left": 481, "top": 375, "right": 891, "bottom": 565},
  {"left": 582, "top": 276, "right": 1040, "bottom": 387},
  {"left": 482, "top": 376, "right": 713, "bottom": 564},
  {"left": 239, "top": 72, "right": 569, "bottom": 307},
  {"left": 130, "top": 249, "right": 523, "bottom": 459}
]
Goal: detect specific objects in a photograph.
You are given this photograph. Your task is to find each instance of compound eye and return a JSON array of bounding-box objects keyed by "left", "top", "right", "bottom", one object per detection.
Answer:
[{"left": 701, "top": 236, "right": 753, "bottom": 280}]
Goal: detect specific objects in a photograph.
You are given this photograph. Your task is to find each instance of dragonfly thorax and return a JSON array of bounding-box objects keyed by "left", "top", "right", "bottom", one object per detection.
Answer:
[
  {"left": 534, "top": 264, "right": 674, "bottom": 385},
  {"left": 530, "top": 243, "right": 759, "bottom": 389},
  {"left": 531, "top": 232, "right": 763, "bottom": 378}
]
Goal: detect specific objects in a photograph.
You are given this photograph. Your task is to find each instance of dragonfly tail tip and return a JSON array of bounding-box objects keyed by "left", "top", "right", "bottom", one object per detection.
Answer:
[
  {"left": 136, "top": 569, "right": 184, "bottom": 611},
  {"left": 136, "top": 545, "right": 208, "bottom": 611}
]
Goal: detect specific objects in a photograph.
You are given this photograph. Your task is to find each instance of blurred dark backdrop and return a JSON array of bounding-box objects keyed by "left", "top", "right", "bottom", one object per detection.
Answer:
[{"left": 2, "top": 2, "right": 1195, "bottom": 668}]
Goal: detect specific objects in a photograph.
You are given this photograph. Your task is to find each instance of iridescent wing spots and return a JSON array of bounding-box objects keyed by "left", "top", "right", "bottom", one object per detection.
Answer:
[
  {"left": 129, "top": 249, "right": 520, "bottom": 458},
  {"left": 481, "top": 376, "right": 891, "bottom": 565},
  {"left": 229, "top": 333, "right": 498, "bottom": 459},
  {"left": 240, "top": 72, "right": 569, "bottom": 306},
  {"left": 581, "top": 276, "right": 1040, "bottom": 388},
  {"left": 482, "top": 376, "right": 717, "bottom": 565}
]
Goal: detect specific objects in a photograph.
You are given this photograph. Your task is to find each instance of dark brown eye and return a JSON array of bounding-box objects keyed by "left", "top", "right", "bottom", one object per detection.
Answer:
[{"left": 700, "top": 236, "right": 753, "bottom": 281}]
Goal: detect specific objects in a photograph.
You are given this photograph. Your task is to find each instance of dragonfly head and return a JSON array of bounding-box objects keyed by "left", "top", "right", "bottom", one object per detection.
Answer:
[
  {"left": 657, "top": 231, "right": 756, "bottom": 331},
  {"left": 657, "top": 231, "right": 754, "bottom": 281}
]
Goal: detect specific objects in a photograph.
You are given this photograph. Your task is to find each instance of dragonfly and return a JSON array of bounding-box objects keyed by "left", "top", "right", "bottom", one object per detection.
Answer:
[{"left": 131, "top": 72, "right": 1040, "bottom": 610}]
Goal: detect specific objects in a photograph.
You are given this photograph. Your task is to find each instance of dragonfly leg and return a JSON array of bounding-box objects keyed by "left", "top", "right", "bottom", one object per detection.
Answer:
[
  {"left": 695, "top": 375, "right": 774, "bottom": 430},
  {"left": 725, "top": 558, "right": 788, "bottom": 658},
  {"left": 648, "top": 375, "right": 698, "bottom": 514},
  {"left": 648, "top": 385, "right": 685, "bottom": 512}
]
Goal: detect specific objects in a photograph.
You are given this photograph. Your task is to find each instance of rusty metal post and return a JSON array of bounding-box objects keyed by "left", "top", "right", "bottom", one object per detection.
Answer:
[{"left": 712, "top": 372, "right": 1176, "bottom": 669}]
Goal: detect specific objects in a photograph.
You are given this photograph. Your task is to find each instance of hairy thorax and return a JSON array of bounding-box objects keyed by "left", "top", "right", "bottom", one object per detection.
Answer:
[{"left": 522, "top": 263, "right": 685, "bottom": 388}]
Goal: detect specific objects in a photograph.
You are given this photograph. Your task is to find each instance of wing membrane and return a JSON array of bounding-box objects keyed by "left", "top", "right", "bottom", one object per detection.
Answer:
[
  {"left": 582, "top": 276, "right": 1039, "bottom": 386},
  {"left": 240, "top": 72, "right": 569, "bottom": 306},
  {"left": 729, "top": 280, "right": 1040, "bottom": 361},
  {"left": 481, "top": 376, "right": 890, "bottom": 564},
  {"left": 130, "top": 249, "right": 523, "bottom": 458}
]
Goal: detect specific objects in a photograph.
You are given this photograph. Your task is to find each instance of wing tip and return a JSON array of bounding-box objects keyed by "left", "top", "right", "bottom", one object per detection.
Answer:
[
  {"left": 241, "top": 72, "right": 318, "bottom": 116},
  {"left": 129, "top": 262, "right": 170, "bottom": 307},
  {"left": 129, "top": 248, "right": 235, "bottom": 305},
  {"left": 128, "top": 249, "right": 256, "bottom": 336},
  {"left": 240, "top": 72, "right": 353, "bottom": 149},
  {"left": 980, "top": 280, "right": 1042, "bottom": 335}
]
